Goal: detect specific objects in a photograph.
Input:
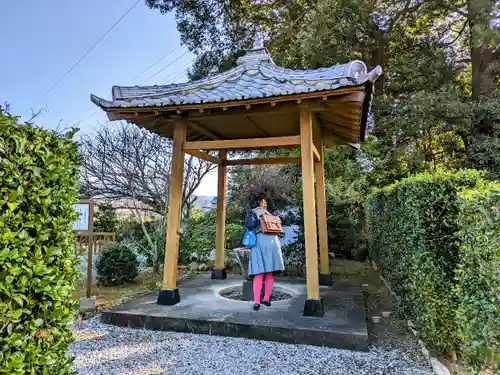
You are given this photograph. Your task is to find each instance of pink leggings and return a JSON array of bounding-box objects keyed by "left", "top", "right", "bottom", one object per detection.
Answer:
[{"left": 253, "top": 272, "right": 274, "bottom": 304}]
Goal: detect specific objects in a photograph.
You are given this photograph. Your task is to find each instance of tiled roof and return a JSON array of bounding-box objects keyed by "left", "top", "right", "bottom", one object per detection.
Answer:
[{"left": 91, "top": 37, "right": 382, "bottom": 110}]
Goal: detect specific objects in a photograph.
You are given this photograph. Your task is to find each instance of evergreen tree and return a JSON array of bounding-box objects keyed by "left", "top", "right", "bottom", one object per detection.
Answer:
[
  {"left": 94, "top": 202, "right": 119, "bottom": 233},
  {"left": 146, "top": 0, "right": 500, "bottom": 181}
]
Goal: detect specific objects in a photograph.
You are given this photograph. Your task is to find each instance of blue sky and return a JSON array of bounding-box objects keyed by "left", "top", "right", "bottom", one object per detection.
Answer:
[
  {"left": 0, "top": 0, "right": 218, "bottom": 195},
  {"left": 0, "top": 0, "right": 194, "bottom": 130}
]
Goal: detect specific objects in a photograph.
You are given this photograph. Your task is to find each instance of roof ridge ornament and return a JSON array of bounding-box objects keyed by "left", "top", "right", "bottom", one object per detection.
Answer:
[
  {"left": 252, "top": 31, "right": 264, "bottom": 50},
  {"left": 236, "top": 30, "right": 275, "bottom": 67}
]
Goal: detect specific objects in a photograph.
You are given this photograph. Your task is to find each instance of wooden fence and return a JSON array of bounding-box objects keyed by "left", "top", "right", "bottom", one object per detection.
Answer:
[{"left": 77, "top": 232, "right": 116, "bottom": 255}]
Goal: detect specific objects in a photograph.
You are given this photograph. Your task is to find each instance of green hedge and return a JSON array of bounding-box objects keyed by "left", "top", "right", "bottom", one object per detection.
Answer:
[
  {"left": 0, "top": 110, "right": 80, "bottom": 374},
  {"left": 365, "top": 170, "right": 483, "bottom": 355},
  {"left": 366, "top": 169, "right": 500, "bottom": 370},
  {"left": 455, "top": 182, "right": 500, "bottom": 371}
]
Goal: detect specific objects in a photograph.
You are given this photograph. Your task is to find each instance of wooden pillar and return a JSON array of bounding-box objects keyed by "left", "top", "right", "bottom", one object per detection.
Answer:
[
  {"left": 315, "top": 137, "right": 333, "bottom": 286},
  {"left": 300, "top": 106, "right": 324, "bottom": 317},
  {"left": 212, "top": 149, "right": 228, "bottom": 279},
  {"left": 158, "top": 120, "right": 186, "bottom": 306}
]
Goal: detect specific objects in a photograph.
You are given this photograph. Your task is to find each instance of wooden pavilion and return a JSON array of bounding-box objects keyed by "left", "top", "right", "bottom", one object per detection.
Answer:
[{"left": 91, "top": 37, "right": 382, "bottom": 317}]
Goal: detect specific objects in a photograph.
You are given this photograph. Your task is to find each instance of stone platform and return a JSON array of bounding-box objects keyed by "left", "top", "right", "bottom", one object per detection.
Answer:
[{"left": 101, "top": 274, "right": 368, "bottom": 350}]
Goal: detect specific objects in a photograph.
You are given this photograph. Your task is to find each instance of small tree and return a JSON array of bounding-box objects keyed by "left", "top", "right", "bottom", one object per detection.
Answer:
[
  {"left": 119, "top": 216, "right": 166, "bottom": 275},
  {"left": 94, "top": 202, "right": 119, "bottom": 233}
]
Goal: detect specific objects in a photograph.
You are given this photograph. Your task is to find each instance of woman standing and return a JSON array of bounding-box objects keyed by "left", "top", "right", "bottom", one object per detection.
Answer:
[{"left": 245, "top": 194, "right": 285, "bottom": 311}]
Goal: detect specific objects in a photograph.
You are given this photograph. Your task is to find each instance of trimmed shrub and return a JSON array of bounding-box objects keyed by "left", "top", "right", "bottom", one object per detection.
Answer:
[
  {"left": 96, "top": 244, "right": 139, "bottom": 286},
  {"left": 365, "top": 169, "right": 483, "bottom": 355},
  {"left": 455, "top": 182, "right": 500, "bottom": 371},
  {"left": 326, "top": 199, "right": 367, "bottom": 260},
  {"left": 0, "top": 110, "right": 80, "bottom": 374}
]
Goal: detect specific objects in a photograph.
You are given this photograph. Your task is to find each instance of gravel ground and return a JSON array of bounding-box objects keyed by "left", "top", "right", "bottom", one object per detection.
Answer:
[{"left": 70, "top": 317, "right": 434, "bottom": 375}]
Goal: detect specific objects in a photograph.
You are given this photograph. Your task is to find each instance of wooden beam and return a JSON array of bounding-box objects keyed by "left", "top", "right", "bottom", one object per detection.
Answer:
[
  {"left": 300, "top": 107, "right": 321, "bottom": 302},
  {"left": 183, "top": 135, "right": 301, "bottom": 151},
  {"left": 186, "top": 95, "right": 364, "bottom": 121},
  {"left": 185, "top": 149, "right": 221, "bottom": 165},
  {"left": 330, "top": 91, "right": 365, "bottom": 103},
  {"left": 315, "top": 137, "right": 330, "bottom": 276},
  {"left": 188, "top": 102, "right": 300, "bottom": 120},
  {"left": 312, "top": 143, "right": 320, "bottom": 162},
  {"left": 214, "top": 150, "right": 227, "bottom": 272},
  {"left": 162, "top": 120, "right": 187, "bottom": 295},
  {"left": 312, "top": 113, "right": 323, "bottom": 150},
  {"left": 226, "top": 156, "right": 300, "bottom": 166}
]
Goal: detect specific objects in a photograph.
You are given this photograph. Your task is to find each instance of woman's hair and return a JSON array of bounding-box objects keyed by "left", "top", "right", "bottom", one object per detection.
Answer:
[{"left": 250, "top": 190, "right": 274, "bottom": 211}]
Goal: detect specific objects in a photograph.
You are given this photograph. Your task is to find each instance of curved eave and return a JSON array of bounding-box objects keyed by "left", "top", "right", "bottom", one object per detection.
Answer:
[{"left": 90, "top": 93, "right": 113, "bottom": 110}]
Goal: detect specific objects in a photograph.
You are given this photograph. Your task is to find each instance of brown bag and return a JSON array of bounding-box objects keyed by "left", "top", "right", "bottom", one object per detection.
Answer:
[{"left": 259, "top": 214, "right": 283, "bottom": 234}]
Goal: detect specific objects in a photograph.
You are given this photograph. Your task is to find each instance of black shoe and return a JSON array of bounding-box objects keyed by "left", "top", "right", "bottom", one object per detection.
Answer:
[
  {"left": 262, "top": 300, "right": 271, "bottom": 307},
  {"left": 253, "top": 304, "right": 260, "bottom": 311}
]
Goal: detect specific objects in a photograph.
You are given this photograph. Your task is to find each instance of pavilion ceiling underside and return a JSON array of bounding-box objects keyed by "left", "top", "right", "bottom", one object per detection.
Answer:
[{"left": 122, "top": 96, "right": 363, "bottom": 145}]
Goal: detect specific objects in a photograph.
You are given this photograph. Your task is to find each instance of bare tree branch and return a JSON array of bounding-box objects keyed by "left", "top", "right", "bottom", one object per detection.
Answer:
[
  {"left": 27, "top": 105, "right": 48, "bottom": 123},
  {"left": 442, "top": 20, "right": 468, "bottom": 46},
  {"left": 79, "top": 121, "right": 216, "bottom": 215},
  {"left": 388, "top": 0, "right": 425, "bottom": 32}
]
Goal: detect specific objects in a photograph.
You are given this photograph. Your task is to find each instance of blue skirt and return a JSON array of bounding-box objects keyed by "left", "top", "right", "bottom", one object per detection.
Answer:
[{"left": 248, "top": 233, "right": 285, "bottom": 276}]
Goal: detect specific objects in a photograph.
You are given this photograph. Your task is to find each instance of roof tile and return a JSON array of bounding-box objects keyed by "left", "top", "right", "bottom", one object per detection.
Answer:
[{"left": 91, "top": 44, "right": 382, "bottom": 109}]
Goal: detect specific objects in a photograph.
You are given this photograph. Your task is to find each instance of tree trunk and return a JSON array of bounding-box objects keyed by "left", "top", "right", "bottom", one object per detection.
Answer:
[
  {"left": 468, "top": 0, "right": 496, "bottom": 104},
  {"left": 371, "top": 32, "right": 387, "bottom": 96},
  {"left": 466, "top": 0, "right": 498, "bottom": 174}
]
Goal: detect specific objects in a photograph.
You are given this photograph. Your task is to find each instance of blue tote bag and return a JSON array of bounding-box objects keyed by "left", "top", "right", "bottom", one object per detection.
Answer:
[{"left": 242, "top": 230, "right": 256, "bottom": 248}]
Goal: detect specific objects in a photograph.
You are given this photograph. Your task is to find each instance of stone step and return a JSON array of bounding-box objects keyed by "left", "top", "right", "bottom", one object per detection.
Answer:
[{"left": 101, "top": 274, "right": 368, "bottom": 351}]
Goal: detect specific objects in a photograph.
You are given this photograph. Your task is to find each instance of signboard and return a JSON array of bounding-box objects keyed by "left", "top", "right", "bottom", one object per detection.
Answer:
[
  {"left": 73, "top": 203, "right": 90, "bottom": 231},
  {"left": 73, "top": 199, "right": 95, "bottom": 298}
]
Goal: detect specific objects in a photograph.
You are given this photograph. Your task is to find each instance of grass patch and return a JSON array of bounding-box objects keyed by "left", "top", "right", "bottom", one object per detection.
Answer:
[{"left": 73, "top": 269, "right": 189, "bottom": 310}]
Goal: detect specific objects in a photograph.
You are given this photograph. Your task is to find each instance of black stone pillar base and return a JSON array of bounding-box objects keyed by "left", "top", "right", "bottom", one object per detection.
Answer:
[
  {"left": 319, "top": 272, "right": 334, "bottom": 286},
  {"left": 211, "top": 268, "right": 227, "bottom": 280},
  {"left": 241, "top": 280, "right": 254, "bottom": 301},
  {"left": 303, "top": 298, "right": 325, "bottom": 317},
  {"left": 157, "top": 289, "right": 180, "bottom": 306}
]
